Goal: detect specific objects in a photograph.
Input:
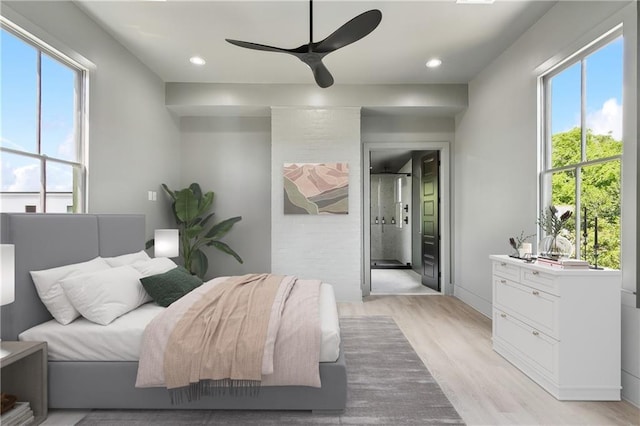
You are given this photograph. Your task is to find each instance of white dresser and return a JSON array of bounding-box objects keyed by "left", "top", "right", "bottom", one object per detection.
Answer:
[{"left": 490, "top": 255, "right": 621, "bottom": 400}]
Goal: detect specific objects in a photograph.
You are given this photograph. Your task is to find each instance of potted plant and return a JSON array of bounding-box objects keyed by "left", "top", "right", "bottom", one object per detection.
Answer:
[
  {"left": 537, "top": 205, "right": 573, "bottom": 258},
  {"left": 147, "top": 183, "right": 243, "bottom": 278}
]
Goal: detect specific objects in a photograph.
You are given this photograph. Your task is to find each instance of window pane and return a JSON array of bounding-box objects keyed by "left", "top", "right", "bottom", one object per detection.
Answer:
[
  {"left": 581, "top": 161, "right": 620, "bottom": 269},
  {"left": 550, "top": 62, "right": 581, "bottom": 168},
  {"left": 41, "top": 54, "right": 78, "bottom": 161},
  {"left": 0, "top": 29, "right": 38, "bottom": 153},
  {"left": 45, "top": 161, "right": 75, "bottom": 213},
  {"left": 551, "top": 169, "right": 576, "bottom": 253},
  {"left": 585, "top": 37, "right": 623, "bottom": 161},
  {"left": 0, "top": 151, "right": 41, "bottom": 212}
]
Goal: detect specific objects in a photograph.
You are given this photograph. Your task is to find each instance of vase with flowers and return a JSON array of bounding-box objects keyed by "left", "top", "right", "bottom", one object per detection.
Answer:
[{"left": 537, "top": 205, "right": 573, "bottom": 259}]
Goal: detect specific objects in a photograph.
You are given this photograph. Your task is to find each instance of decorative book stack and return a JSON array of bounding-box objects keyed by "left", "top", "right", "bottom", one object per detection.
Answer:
[
  {"left": 536, "top": 257, "right": 590, "bottom": 269},
  {"left": 0, "top": 402, "right": 34, "bottom": 426}
]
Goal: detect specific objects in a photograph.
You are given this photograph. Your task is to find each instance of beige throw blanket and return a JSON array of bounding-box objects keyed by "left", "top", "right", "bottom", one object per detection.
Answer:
[
  {"left": 135, "top": 274, "right": 321, "bottom": 401},
  {"left": 164, "top": 274, "right": 282, "bottom": 398}
]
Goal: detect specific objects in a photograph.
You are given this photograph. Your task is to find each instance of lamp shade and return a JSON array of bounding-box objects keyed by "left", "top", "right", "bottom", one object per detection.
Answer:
[
  {"left": 154, "top": 229, "right": 179, "bottom": 258},
  {"left": 1, "top": 244, "right": 15, "bottom": 306}
]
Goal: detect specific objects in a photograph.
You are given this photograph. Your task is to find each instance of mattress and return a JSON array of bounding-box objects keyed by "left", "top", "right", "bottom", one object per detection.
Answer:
[{"left": 20, "top": 283, "right": 341, "bottom": 363}]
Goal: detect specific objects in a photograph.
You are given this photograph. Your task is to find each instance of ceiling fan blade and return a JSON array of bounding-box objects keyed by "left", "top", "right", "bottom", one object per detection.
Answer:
[
  {"left": 225, "top": 39, "right": 292, "bottom": 54},
  {"left": 310, "top": 61, "right": 334, "bottom": 88},
  {"left": 314, "top": 9, "right": 382, "bottom": 53}
]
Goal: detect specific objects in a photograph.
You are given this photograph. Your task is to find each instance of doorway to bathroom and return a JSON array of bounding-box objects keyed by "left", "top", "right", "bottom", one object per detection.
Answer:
[{"left": 363, "top": 142, "right": 451, "bottom": 297}]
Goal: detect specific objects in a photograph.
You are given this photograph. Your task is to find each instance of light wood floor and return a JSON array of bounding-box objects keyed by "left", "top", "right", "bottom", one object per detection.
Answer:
[
  {"left": 338, "top": 295, "right": 640, "bottom": 426},
  {"left": 44, "top": 295, "right": 639, "bottom": 425}
]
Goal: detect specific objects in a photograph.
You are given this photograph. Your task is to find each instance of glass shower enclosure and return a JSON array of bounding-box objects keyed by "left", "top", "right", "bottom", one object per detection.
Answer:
[{"left": 370, "top": 173, "right": 411, "bottom": 269}]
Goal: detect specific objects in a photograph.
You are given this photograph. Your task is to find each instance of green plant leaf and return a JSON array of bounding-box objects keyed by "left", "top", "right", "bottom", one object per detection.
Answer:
[
  {"left": 145, "top": 238, "right": 155, "bottom": 249},
  {"left": 174, "top": 189, "right": 200, "bottom": 223},
  {"left": 200, "top": 212, "right": 216, "bottom": 227},
  {"left": 161, "top": 183, "right": 176, "bottom": 201},
  {"left": 199, "top": 191, "right": 214, "bottom": 215},
  {"left": 208, "top": 240, "right": 244, "bottom": 264},
  {"left": 185, "top": 225, "right": 203, "bottom": 239},
  {"left": 170, "top": 201, "right": 179, "bottom": 224},
  {"left": 205, "top": 216, "right": 242, "bottom": 240},
  {"left": 191, "top": 248, "right": 208, "bottom": 278},
  {"left": 189, "top": 183, "right": 203, "bottom": 203}
]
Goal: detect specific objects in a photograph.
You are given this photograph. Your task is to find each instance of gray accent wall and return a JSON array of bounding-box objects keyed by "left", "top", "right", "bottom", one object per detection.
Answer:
[
  {"left": 2, "top": 1, "right": 181, "bottom": 239},
  {"left": 271, "top": 108, "right": 362, "bottom": 302},
  {"left": 179, "top": 116, "right": 271, "bottom": 280},
  {"left": 453, "top": 1, "right": 638, "bottom": 406}
]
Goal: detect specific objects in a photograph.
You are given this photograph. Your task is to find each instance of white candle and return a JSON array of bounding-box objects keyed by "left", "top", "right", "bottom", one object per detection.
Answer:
[{"left": 519, "top": 243, "right": 532, "bottom": 258}]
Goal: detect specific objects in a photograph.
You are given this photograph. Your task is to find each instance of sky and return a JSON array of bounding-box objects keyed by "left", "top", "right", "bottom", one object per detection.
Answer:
[
  {"left": 0, "top": 29, "right": 626, "bottom": 195},
  {"left": 550, "top": 36, "right": 623, "bottom": 140},
  {"left": 1, "top": 28, "right": 76, "bottom": 193}
]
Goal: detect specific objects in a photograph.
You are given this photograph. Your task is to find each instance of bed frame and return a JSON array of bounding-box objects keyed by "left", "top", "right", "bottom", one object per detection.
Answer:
[{"left": 0, "top": 213, "right": 347, "bottom": 412}]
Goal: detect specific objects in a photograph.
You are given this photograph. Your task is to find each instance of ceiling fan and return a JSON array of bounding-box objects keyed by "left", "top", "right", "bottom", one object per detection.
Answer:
[{"left": 225, "top": 1, "right": 382, "bottom": 88}]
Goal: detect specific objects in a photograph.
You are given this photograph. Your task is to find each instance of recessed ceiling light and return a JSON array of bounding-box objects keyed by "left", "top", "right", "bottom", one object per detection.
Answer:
[
  {"left": 456, "top": 0, "right": 495, "bottom": 4},
  {"left": 189, "top": 56, "right": 206, "bottom": 66},
  {"left": 426, "top": 58, "right": 442, "bottom": 68}
]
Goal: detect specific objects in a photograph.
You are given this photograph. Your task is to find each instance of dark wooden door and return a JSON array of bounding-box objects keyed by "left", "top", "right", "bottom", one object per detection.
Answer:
[{"left": 421, "top": 152, "right": 440, "bottom": 291}]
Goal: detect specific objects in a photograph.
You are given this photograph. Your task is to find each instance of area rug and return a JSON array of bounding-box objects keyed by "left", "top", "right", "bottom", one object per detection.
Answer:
[{"left": 77, "top": 316, "right": 464, "bottom": 425}]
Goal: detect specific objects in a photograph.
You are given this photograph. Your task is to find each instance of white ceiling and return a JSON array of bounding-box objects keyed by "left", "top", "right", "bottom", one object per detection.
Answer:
[{"left": 75, "top": 0, "right": 557, "bottom": 86}]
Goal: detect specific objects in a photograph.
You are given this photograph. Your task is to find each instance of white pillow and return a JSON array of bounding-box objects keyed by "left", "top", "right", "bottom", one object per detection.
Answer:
[
  {"left": 30, "top": 257, "right": 112, "bottom": 325},
  {"left": 60, "top": 266, "right": 149, "bottom": 325},
  {"left": 130, "top": 257, "right": 177, "bottom": 277},
  {"left": 103, "top": 250, "right": 151, "bottom": 267}
]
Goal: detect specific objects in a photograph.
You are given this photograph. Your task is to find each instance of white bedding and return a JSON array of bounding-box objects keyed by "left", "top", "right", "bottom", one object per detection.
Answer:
[{"left": 20, "top": 283, "right": 341, "bottom": 363}]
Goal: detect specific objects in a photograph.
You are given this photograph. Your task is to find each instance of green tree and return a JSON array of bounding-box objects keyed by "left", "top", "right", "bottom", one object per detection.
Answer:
[{"left": 550, "top": 128, "right": 622, "bottom": 269}]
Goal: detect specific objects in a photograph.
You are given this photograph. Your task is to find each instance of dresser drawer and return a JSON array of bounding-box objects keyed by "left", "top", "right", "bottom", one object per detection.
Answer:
[
  {"left": 521, "top": 267, "right": 559, "bottom": 295},
  {"left": 494, "top": 278, "right": 559, "bottom": 339},
  {"left": 493, "top": 260, "right": 520, "bottom": 281},
  {"left": 494, "top": 309, "right": 558, "bottom": 380}
]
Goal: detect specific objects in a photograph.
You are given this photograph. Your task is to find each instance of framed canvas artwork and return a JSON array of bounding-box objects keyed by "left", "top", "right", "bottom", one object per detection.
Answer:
[{"left": 283, "top": 162, "right": 349, "bottom": 214}]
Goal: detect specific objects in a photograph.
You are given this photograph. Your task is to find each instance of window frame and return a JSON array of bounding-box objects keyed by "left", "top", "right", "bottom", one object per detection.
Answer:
[
  {"left": 0, "top": 17, "right": 89, "bottom": 213},
  {"left": 538, "top": 26, "right": 623, "bottom": 263}
]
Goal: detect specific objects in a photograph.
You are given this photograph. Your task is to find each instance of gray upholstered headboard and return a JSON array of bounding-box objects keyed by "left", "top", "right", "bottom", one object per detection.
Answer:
[{"left": 0, "top": 213, "right": 145, "bottom": 340}]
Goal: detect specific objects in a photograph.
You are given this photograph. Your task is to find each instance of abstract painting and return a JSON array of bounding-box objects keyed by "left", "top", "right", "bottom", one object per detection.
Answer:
[{"left": 284, "top": 162, "right": 349, "bottom": 214}]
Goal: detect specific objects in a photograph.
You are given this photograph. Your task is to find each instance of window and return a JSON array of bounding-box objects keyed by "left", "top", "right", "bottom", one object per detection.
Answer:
[
  {"left": 540, "top": 30, "right": 623, "bottom": 269},
  {"left": 0, "top": 19, "right": 87, "bottom": 213}
]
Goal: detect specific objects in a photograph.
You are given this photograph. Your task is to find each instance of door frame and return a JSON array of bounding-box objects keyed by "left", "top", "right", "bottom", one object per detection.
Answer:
[{"left": 362, "top": 142, "right": 451, "bottom": 297}]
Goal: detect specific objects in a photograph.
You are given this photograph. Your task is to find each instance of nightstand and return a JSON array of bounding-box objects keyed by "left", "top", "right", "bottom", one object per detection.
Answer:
[{"left": 1, "top": 341, "right": 48, "bottom": 425}]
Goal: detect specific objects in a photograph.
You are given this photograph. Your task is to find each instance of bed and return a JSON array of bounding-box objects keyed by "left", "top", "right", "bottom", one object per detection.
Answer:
[{"left": 0, "top": 213, "right": 347, "bottom": 412}]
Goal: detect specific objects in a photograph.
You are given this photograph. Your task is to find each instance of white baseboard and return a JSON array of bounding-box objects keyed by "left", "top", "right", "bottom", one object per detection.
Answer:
[
  {"left": 622, "top": 370, "right": 640, "bottom": 408},
  {"left": 453, "top": 285, "right": 491, "bottom": 318}
]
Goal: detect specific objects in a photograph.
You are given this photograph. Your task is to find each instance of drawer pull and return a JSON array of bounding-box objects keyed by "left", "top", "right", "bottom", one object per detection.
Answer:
[
  {"left": 500, "top": 279, "right": 506, "bottom": 284},
  {"left": 532, "top": 290, "right": 539, "bottom": 296},
  {"left": 500, "top": 313, "right": 506, "bottom": 318},
  {"left": 532, "top": 331, "right": 539, "bottom": 336},
  {"left": 532, "top": 271, "right": 540, "bottom": 276},
  {"left": 500, "top": 262, "right": 507, "bottom": 266}
]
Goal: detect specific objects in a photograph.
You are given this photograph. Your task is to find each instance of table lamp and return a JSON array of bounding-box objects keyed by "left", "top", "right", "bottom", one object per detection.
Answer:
[
  {"left": 154, "top": 229, "right": 179, "bottom": 258},
  {"left": 1, "top": 244, "right": 15, "bottom": 357}
]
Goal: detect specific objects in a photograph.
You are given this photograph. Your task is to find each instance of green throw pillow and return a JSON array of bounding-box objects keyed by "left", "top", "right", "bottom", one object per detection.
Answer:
[{"left": 140, "top": 267, "right": 203, "bottom": 307}]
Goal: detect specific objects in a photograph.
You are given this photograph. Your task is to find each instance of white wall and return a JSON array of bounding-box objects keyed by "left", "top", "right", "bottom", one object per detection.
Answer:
[
  {"left": 271, "top": 107, "right": 362, "bottom": 302},
  {"left": 2, "top": 1, "right": 181, "bottom": 239},
  {"left": 180, "top": 116, "right": 271, "bottom": 279},
  {"left": 454, "top": 1, "right": 638, "bottom": 406}
]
